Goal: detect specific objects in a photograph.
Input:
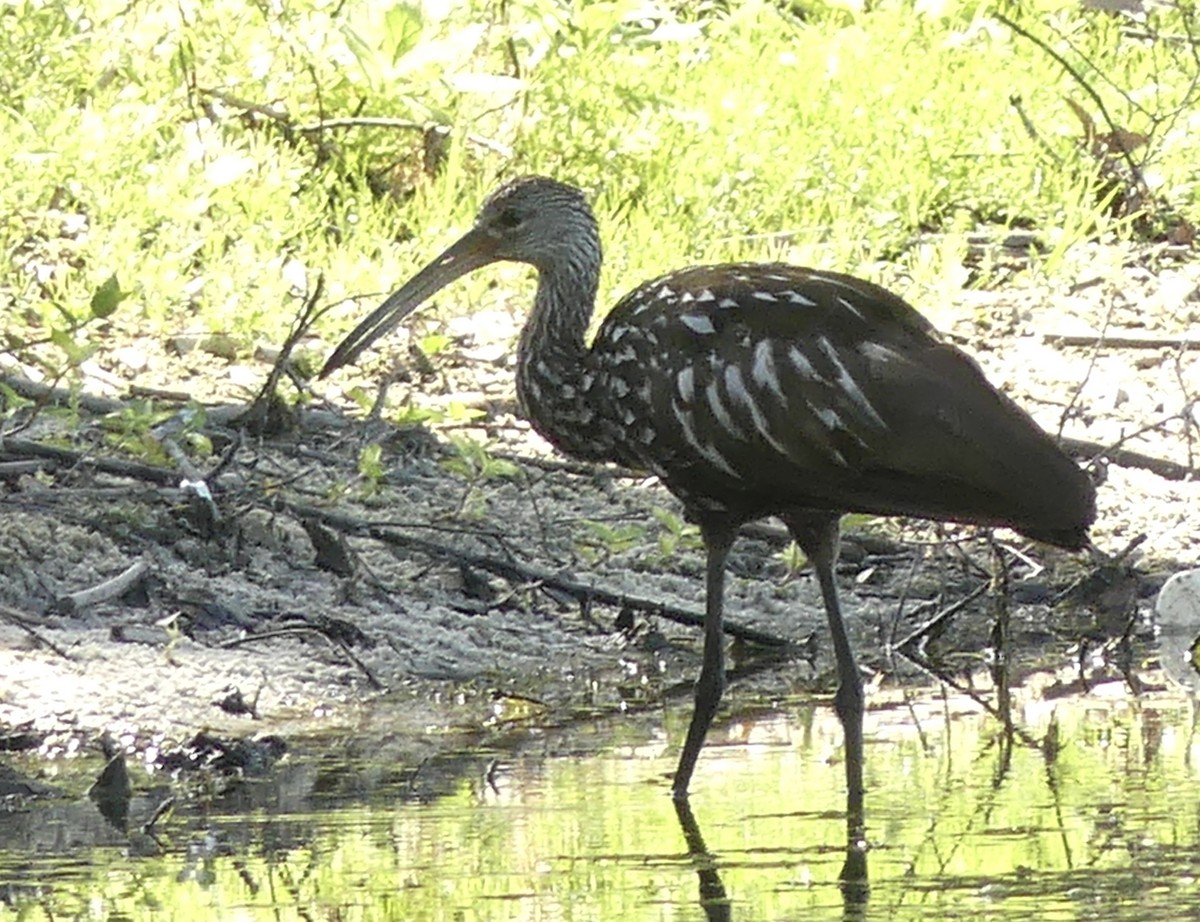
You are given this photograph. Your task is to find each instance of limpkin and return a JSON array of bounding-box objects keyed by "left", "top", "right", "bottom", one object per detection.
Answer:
[{"left": 322, "top": 176, "right": 1096, "bottom": 882}]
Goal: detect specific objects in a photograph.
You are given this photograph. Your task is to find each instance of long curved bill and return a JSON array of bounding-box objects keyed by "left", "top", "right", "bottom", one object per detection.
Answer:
[{"left": 320, "top": 226, "right": 499, "bottom": 377}]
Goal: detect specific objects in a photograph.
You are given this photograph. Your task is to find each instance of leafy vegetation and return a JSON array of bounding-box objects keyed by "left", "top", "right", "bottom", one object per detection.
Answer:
[
  {"left": 1, "top": 0, "right": 1196, "bottom": 519},
  {"left": 2, "top": 0, "right": 1196, "bottom": 373},
  {"left": 441, "top": 434, "right": 521, "bottom": 517}
]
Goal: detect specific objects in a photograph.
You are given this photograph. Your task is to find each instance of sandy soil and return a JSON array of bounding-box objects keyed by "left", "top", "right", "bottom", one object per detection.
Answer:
[{"left": 1, "top": 239, "right": 1196, "bottom": 770}]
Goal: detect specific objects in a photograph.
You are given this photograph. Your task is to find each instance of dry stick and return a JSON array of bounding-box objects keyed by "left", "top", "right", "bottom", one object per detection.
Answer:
[
  {"left": 0, "top": 459, "right": 48, "bottom": 477},
  {"left": 1, "top": 372, "right": 128, "bottom": 415},
  {"left": 150, "top": 422, "right": 222, "bottom": 534},
  {"left": 142, "top": 796, "right": 176, "bottom": 836},
  {"left": 1009, "top": 94, "right": 1063, "bottom": 165},
  {"left": 199, "top": 87, "right": 289, "bottom": 122},
  {"left": 0, "top": 373, "right": 337, "bottom": 433},
  {"left": 220, "top": 626, "right": 384, "bottom": 689},
  {"left": 281, "top": 499, "right": 792, "bottom": 649},
  {"left": 1171, "top": 351, "right": 1198, "bottom": 472},
  {"left": 242, "top": 272, "right": 328, "bottom": 431},
  {"left": 885, "top": 548, "right": 928, "bottom": 650},
  {"left": 199, "top": 87, "right": 512, "bottom": 158},
  {"left": 1062, "top": 427, "right": 1198, "bottom": 482},
  {"left": 0, "top": 603, "right": 71, "bottom": 658},
  {"left": 58, "top": 558, "right": 151, "bottom": 614},
  {"left": 0, "top": 436, "right": 180, "bottom": 486},
  {"left": 0, "top": 362, "right": 94, "bottom": 437},
  {"left": 1044, "top": 332, "right": 1200, "bottom": 350},
  {"left": 1060, "top": 289, "right": 1119, "bottom": 442},
  {"left": 0, "top": 374, "right": 347, "bottom": 446},
  {"left": 154, "top": 427, "right": 208, "bottom": 485},
  {"left": 129, "top": 384, "right": 193, "bottom": 402},
  {"left": 896, "top": 645, "right": 1042, "bottom": 751},
  {"left": 294, "top": 115, "right": 514, "bottom": 157},
  {"left": 0, "top": 369, "right": 312, "bottom": 432},
  {"left": 891, "top": 581, "right": 992, "bottom": 652}
]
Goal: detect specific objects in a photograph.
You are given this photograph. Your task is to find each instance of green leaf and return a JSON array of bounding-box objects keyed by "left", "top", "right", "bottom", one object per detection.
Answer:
[
  {"left": 341, "top": 26, "right": 380, "bottom": 86},
  {"left": 383, "top": 2, "right": 423, "bottom": 65},
  {"left": 184, "top": 431, "right": 214, "bottom": 457},
  {"left": 482, "top": 457, "right": 519, "bottom": 479},
  {"left": 417, "top": 333, "right": 452, "bottom": 356},
  {"left": 358, "top": 443, "right": 384, "bottom": 480},
  {"left": 50, "top": 327, "right": 91, "bottom": 363},
  {"left": 90, "top": 274, "right": 128, "bottom": 319},
  {"left": 580, "top": 519, "right": 645, "bottom": 554},
  {"left": 444, "top": 401, "right": 485, "bottom": 423}
]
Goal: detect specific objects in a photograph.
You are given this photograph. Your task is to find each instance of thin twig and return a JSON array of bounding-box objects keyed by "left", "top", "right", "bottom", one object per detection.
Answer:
[
  {"left": 891, "top": 581, "right": 991, "bottom": 652},
  {"left": 996, "top": 11, "right": 1147, "bottom": 189},
  {"left": 0, "top": 437, "right": 180, "bottom": 486},
  {"left": 220, "top": 626, "right": 384, "bottom": 690},
  {"left": 1044, "top": 332, "right": 1200, "bottom": 350},
  {"left": 1061, "top": 419, "right": 1198, "bottom": 481},
  {"left": 0, "top": 603, "right": 72, "bottom": 658}
]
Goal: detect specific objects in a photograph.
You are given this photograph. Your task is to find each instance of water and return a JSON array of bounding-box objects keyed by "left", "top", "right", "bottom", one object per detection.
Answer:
[{"left": 2, "top": 680, "right": 1198, "bottom": 921}]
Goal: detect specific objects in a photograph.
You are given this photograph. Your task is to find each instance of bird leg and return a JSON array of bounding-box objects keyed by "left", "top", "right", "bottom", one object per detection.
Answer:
[
  {"left": 672, "top": 517, "right": 738, "bottom": 800},
  {"left": 784, "top": 512, "right": 869, "bottom": 893}
]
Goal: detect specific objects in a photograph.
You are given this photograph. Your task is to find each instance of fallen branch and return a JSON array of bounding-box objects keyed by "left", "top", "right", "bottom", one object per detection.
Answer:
[
  {"left": 1063, "top": 435, "right": 1197, "bottom": 481},
  {"left": 891, "top": 581, "right": 991, "bottom": 652},
  {"left": 220, "top": 626, "right": 384, "bottom": 690},
  {"left": 1, "top": 372, "right": 128, "bottom": 415},
  {"left": 0, "top": 603, "right": 71, "bottom": 658},
  {"left": 293, "top": 115, "right": 513, "bottom": 157},
  {"left": 280, "top": 499, "right": 793, "bottom": 649},
  {"left": 58, "top": 558, "right": 151, "bottom": 614},
  {"left": 0, "top": 436, "right": 180, "bottom": 486},
  {"left": 199, "top": 88, "right": 513, "bottom": 160},
  {"left": 0, "top": 459, "right": 49, "bottom": 478},
  {"left": 1044, "top": 332, "right": 1199, "bottom": 351},
  {"left": 238, "top": 272, "right": 328, "bottom": 438}
]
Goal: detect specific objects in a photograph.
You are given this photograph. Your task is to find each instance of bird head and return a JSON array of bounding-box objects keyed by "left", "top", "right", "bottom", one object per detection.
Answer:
[
  {"left": 320, "top": 176, "right": 599, "bottom": 377},
  {"left": 474, "top": 176, "right": 597, "bottom": 269}
]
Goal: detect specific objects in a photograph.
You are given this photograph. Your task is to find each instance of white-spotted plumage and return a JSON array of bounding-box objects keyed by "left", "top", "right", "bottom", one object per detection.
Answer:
[
  {"left": 785, "top": 343, "right": 820, "bottom": 381},
  {"left": 815, "top": 336, "right": 887, "bottom": 430},
  {"left": 676, "top": 366, "right": 695, "bottom": 403},
  {"left": 703, "top": 377, "right": 742, "bottom": 440},
  {"left": 751, "top": 339, "right": 786, "bottom": 402},
  {"left": 679, "top": 313, "right": 716, "bottom": 335},
  {"left": 837, "top": 295, "right": 866, "bottom": 320},
  {"left": 322, "top": 177, "right": 1093, "bottom": 546}
]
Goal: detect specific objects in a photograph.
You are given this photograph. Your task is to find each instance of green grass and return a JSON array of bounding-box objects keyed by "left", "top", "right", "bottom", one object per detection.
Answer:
[{"left": 1, "top": 0, "right": 1196, "bottom": 373}]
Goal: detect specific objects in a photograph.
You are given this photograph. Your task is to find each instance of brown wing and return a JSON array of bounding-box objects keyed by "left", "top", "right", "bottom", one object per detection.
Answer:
[{"left": 592, "top": 264, "right": 1094, "bottom": 548}]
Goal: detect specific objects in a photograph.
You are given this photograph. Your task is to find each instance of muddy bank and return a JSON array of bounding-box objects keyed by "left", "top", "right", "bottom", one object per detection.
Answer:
[{"left": 1, "top": 243, "right": 1196, "bottom": 772}]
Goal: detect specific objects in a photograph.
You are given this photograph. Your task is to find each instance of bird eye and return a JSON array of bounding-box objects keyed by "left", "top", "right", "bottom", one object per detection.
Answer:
[{"left": 496, "top": 208, "right": 523, "bottom": 229}]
